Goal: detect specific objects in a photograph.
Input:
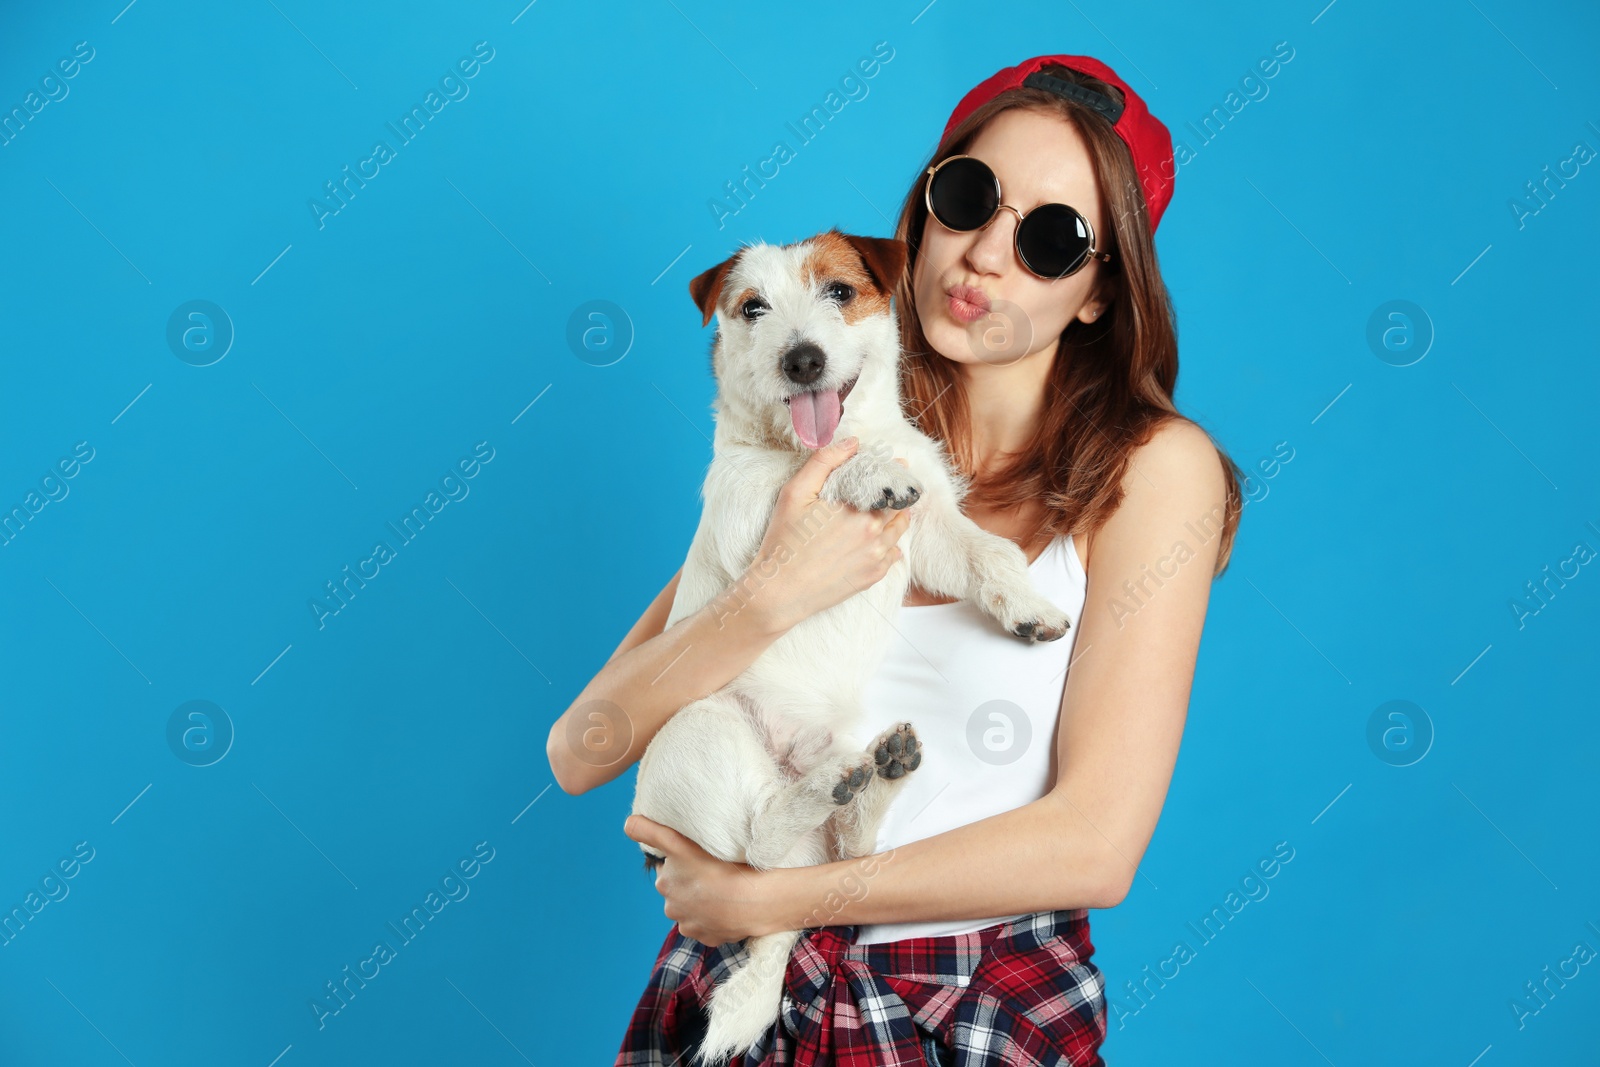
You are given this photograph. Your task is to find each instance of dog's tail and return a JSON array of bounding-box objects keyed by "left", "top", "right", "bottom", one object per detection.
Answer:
[{"left": 692, "top": 928, "right": 803, "bottom": 1066}]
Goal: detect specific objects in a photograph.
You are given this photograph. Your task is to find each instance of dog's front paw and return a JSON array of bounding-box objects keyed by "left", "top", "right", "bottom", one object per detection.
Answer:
[
  {"left": 870, "top": 722, "right": 922, "bottom": 779},
  {"left": 982, "top": 584, "right": 1071, "bottom": 643},
  {"left": 821, "top": 454, "right": 923, "bottom": 512},
  {"left": 872, "top": 479, "right": 921, "bottom": 511},
  {"left": 1011, "top": 616, "right": 1069, "bottom": 642}
]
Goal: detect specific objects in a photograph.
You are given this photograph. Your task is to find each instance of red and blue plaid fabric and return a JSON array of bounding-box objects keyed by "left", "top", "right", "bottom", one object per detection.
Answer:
[{"left": 614, "top": 908, "right": 1107, "bottom": 1066}]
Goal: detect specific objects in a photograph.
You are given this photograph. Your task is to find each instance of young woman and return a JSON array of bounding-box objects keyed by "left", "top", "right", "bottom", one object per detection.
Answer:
[{"left": 552, "top": 54, "right": 1245, "bottom": 1066}]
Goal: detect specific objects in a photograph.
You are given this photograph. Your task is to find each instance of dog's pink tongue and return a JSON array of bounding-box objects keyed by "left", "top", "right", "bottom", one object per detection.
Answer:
[{"left": 789, "top": 389, "right": 842, "bottom": 449}]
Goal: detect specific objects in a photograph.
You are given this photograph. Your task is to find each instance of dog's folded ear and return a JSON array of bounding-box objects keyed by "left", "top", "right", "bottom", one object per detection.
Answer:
[
  {"left": 689, "top": 253, "right": 741, "bottom": 329},
  {"left": 840, "top": 233, "right": 910, "bottom": 295}
]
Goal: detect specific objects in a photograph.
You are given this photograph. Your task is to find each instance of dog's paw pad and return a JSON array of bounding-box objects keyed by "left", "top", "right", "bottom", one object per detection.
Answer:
[
  {"left": 873, "top": 486, "right": 920, "bottom": 511},
  {"left": 831, "top": 756, "right": 876, "bottom": 804},
  {"left": 1011, "top": 617, "right": 1069, "bottom": 642},
  {"left": 862, "top": 472, "right": 922, "bottom": 511},
  {"left": 872, "top": 722, "right": 922, "bottom": 780},
  {"left": 884, "top": 484, "right": 920, "bottom": 510}
]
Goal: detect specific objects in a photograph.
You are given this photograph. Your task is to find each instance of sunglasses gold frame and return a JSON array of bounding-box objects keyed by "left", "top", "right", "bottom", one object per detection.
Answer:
[{"left": 923, "top": 154, "right": 1112, "bottom": 280}]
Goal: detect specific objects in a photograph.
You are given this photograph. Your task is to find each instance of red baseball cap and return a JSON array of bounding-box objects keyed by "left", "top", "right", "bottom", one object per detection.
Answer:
[{"left": 939, "top": 55, "right": 1175, "bottom": 233}]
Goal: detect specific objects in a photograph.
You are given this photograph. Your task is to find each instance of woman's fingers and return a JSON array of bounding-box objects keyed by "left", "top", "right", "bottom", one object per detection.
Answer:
[
  {"left": 882, "top": 506, "right": 913, "bottom": 541},
  {"left": 783, "top": 437, "right": 859, "bottom": 503},
  {"left": 624, "top": 814, "right": 671, "bottom": 852}
]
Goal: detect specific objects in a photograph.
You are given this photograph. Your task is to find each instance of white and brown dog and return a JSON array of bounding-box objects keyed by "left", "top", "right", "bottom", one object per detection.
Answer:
[{"left": 630, "top": 228, "right": 1069, "bottom": 1063}]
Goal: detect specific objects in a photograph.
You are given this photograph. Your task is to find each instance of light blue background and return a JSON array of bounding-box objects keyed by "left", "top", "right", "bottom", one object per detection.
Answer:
[{"left": 1, "top": 1, "right": 1596, "bottom": 1063}]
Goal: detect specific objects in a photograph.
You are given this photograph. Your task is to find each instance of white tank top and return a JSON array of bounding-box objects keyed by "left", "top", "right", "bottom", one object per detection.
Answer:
[{"left": 852, "top": 533, "right": 1089, "bottom": 945}]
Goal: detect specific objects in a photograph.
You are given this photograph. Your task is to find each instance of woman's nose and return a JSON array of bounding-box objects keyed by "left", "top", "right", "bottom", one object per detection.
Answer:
[{"left": 964, "top": 205, "right": 1021, "bottom": 275}]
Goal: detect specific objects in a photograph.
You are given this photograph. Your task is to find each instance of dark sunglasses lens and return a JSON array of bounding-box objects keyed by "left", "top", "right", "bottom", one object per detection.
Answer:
[
  {"left": 1017, "top": 203, "right": 1093, "bottom": 278},
  {"left": 929, "top": 157, "right": 998, "bottom": 231}
]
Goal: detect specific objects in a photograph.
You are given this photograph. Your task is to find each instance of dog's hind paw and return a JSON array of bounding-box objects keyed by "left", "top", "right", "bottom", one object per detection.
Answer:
[
  {"left": 871, "top": 722, "right": 922, "bottom": 780},
  {"left": 831, "top": 754, "right": 879, "bottom": 804}
]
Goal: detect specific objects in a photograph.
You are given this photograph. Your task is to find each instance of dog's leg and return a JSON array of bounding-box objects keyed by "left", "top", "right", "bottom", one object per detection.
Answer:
[
  {"left": 743, "top": 748, "right": 880, "bottom": 870},
  {"left": 832, "top": 721, "right": 923, "bottom": 859},
  {"left": 905, "top": 495, "right": 1070, "bottom": 642},
  {"left": 695, "top": 927, "right": 804, "bottom": 1065}
]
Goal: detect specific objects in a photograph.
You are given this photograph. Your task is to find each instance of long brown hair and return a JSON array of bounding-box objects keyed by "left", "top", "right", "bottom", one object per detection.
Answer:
[{"left": 892, "top": 63, "right": 1243, "bottom": 576}]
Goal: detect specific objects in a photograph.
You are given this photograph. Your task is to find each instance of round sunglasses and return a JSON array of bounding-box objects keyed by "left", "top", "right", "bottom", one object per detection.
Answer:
[{"left": 923, "top": 154, "right": 1112, "bottom": 280}]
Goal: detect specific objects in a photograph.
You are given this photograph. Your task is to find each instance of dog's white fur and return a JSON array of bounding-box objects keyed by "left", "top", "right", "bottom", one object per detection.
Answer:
[{"left": 631, "top": 230, "right": 1069, "bottom": 1064}]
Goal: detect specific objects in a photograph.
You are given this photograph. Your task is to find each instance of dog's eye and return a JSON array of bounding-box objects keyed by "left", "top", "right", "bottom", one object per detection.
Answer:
[
  {"left": 825, "top": 282, "right": 855, "bottom": 304},
  {"left": 740, "top": 298, "right": 769, "bottom": 320}
]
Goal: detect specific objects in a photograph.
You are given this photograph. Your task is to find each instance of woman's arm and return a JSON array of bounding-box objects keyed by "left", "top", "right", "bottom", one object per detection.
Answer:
[{"left": 751, "top": 420, "right": 1227, "bottom": 931}]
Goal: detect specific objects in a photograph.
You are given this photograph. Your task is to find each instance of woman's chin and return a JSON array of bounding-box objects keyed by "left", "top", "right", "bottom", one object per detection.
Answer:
[{"left": 923, "top": 321, "right": 982, "bottom": 366}]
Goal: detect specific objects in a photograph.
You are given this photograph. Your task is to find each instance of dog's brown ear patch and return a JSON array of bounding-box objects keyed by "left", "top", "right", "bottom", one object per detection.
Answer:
[
  {"left": 689, "top": 252, "right": 742, "bottom": 329},
  {"left": 841, "top": 233, "right": 909, "bottom": 294},
  {"left": 803, "top": 229, "right": 908, "bottom": 324}
]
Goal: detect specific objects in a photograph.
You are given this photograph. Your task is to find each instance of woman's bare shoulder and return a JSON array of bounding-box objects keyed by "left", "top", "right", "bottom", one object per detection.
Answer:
[
  {"left": 1080, "top": 418, "right": 1223, "bottom": 569},
  {"left": 1139, "top": 417, "right": 1223, "bottom": 473}
]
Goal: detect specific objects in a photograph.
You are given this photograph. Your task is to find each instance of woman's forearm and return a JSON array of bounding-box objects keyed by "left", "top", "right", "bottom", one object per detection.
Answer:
[
  {"left": 758, "top": 791, "right": 1124, "bottom": 934},
  {"left": 547, "top": 574, "right": 789, "bottom": 796}
]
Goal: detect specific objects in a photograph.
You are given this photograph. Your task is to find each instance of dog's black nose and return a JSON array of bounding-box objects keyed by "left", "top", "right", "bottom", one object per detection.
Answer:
[{"left": 780, "top": 341, "right": 827, "bottom": 387}]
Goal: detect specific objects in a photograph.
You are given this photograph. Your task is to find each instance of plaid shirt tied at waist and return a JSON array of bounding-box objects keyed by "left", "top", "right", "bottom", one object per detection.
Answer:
[{"left": 615, "top": 908, "right": 1107, "bottom": 1066}]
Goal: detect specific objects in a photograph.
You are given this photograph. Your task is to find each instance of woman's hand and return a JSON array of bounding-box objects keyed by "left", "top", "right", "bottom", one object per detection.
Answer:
[
  {"left": 623, "top": 814, "right": 772, "bottom": 946},
  {"left": 743, "top": 437, "right": 915, "bottom": 634}
]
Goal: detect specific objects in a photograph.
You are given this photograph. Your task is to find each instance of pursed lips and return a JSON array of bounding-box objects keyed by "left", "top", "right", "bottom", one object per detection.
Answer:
[{"left": 946, "top": 282, "right": 991, "bottom": 312}]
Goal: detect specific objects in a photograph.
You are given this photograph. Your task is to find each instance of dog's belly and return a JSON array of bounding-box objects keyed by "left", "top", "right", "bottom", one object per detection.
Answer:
[{"left": 726, "top": 564, "right": 908, "bottom": 767}]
